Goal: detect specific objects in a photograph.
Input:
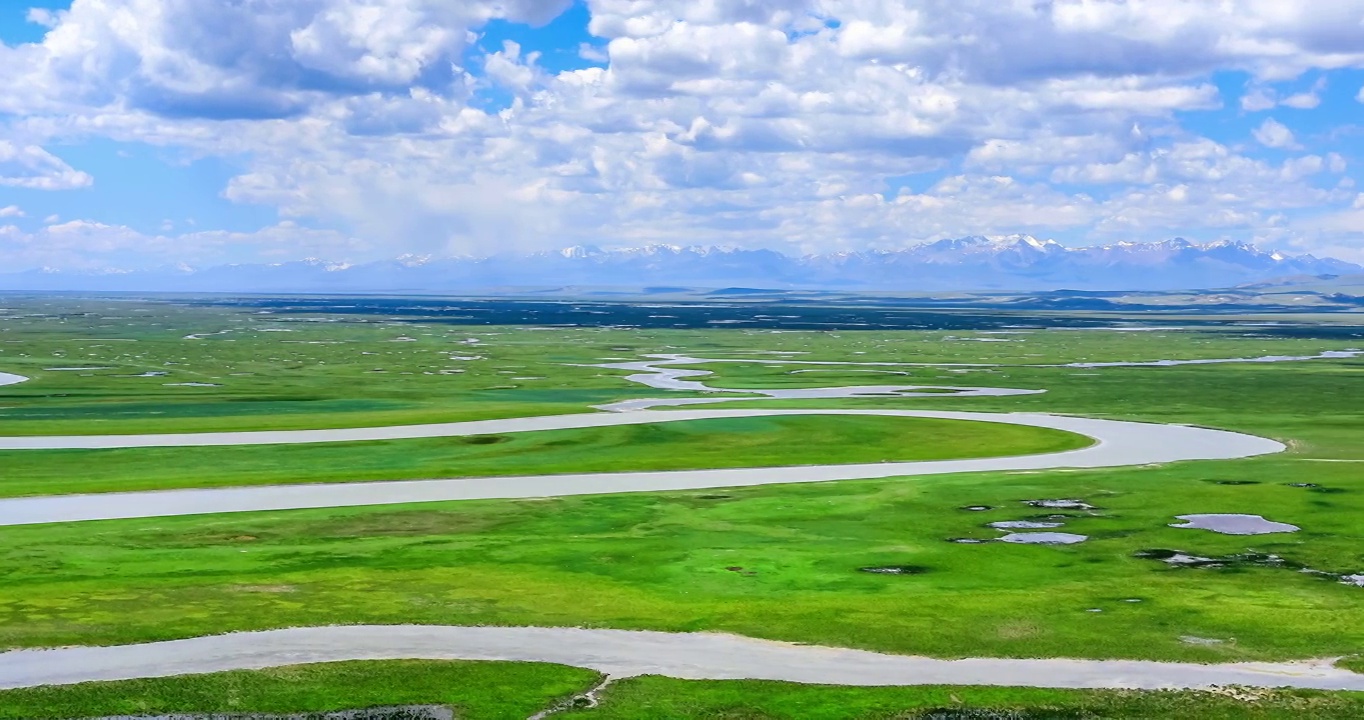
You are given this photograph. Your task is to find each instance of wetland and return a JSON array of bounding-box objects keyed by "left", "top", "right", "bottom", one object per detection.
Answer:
[{"left": 0, "top": 296, "right": 1362, "bottom": 715}]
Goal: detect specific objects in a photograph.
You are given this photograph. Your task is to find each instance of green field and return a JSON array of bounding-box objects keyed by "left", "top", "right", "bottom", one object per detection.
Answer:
[
  {"left": 0, "top": 660, "right": 598, "bottom": 720},
  {"left": 4, "top": 455, "right": 1362, "bottom": 661},
  {"left": 4, "top": 661, "right": 1363, "bottom": 719},
  {"left": 566, "top": 675, "right": 1364, "bottom": 719},
  {"left": 0, "top": 414, "right": 1089, "bottom": 497},
  {"left": 0, "top": 297, "right": 1362, "bottom": 716}
]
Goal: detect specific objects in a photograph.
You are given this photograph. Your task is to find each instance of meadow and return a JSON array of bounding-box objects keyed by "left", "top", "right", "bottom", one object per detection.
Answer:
[
  {"left": 4, "top": 662, "right": 1364, "bottom": 719},
  {"left": 0, "top": 296, "right": 1362, "bottom": 716},
  {"left": 0, "top": 660, "right": 597, "bottom": 720},
  {"left": 0, "top": 413, "right": 1087, "bottom": 497}
]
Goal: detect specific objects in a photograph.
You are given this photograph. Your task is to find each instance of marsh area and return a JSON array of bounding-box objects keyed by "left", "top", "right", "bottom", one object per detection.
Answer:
[{"left": 0, "top": 296, "right": 1361, "bottom": 716}]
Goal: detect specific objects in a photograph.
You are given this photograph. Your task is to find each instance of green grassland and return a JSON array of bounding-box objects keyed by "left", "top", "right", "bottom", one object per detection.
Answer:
[
  {"left": 0, "top": 660, "right": 598, "bottom": 720},
  {"left": 0, "top": 298, "right": 1356, "bottom": 436},
  {"left": 0, "top": 415, "right": 1089, "bottom": 498},
  {"left": 1, "top": 298, "right": 1363, "bottom": 715},
  {"left": 0, "top": 301, "right": 615, "bottom": 435},
  {"left": 567, "top": 675, "right": 1364, "bottom": 719},
  {"left": 5, "top": 662, "right": 1364, "bottom": 720},
  {"left": 2, "top": 451, "right": 1362, "bottom": 661}
]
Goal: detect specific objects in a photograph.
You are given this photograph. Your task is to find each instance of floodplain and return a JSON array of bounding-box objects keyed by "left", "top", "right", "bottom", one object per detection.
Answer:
[{"left": 0, "top": 295, "right": 1361, "bottom": 718}]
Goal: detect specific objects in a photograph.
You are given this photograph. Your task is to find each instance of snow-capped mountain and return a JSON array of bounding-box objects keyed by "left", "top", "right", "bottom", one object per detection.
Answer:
[{"left": 2, "top": 236, "right": 1358, "bottom": 293}]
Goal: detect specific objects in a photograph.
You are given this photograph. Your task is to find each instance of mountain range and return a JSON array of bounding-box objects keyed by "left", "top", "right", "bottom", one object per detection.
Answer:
[{"left": 3, "top": 236, "right": 1359, "bottom": 293}]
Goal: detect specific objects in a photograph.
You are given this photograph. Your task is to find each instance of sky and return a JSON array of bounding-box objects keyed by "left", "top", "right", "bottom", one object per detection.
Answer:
[{"left": 1, "top": 0, "right": 1364, "bottom": 272}]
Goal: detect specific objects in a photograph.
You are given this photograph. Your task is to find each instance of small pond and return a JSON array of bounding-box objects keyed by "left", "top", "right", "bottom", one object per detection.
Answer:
[{"left": 1170, "top": 514, "right": 1299, "bottom": 535}]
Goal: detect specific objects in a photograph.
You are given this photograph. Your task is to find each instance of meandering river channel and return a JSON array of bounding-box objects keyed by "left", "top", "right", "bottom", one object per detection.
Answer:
[{"left": 1, "top": 353, "right": 1358, "bottom": 693}]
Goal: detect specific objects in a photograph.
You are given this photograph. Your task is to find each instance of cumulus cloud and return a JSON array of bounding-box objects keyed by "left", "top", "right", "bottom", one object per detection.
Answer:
[
  {"left": 1, "top": 0, "right": 573, "bottom": 120},
  {"left": 0, "top": 219, "right": 370, "bottom": 271},
  {"left": 0, "top": 142, "right": 93, "bottom": 190},
  {"left": 1, "top": 0, "right": 1364, "bottom": 270},
  {"left": 1252, "top": 118, "right": 1300, "bottom": 149},
  {"left": 24, "top": 8, "right": 59, "bottom": 28},
  {"left": 1281, "top": 78, "right": 1328, "bottom": 109},
  {"left": 1241, "top": 86, "right": 1277, "bottom": 111},
  {"left": 0, "top": 206, "right": 24, "bottom": 218}
]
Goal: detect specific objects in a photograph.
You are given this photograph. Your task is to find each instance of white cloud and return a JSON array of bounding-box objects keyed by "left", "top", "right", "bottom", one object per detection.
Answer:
[
  {"left": 0, "top": 206, "right": 24, "bottom": 218},
  {"left": 578, "top": 43, "right": 609, "bottom": 63},
  {"left": 1280, "top": 77, "right": 1328, "bottom": 109},
  {"left": 1240, "top": 86, "right": 1277, "bottom": 111},
  {"left": 1243, "top": 77, "right": 1326, "bottom": 111},
  {"left": 1280, "top": 155, "right": 1325, "bottom": 182},
  {"left": 0, "top": 0, "right": 573, "bottom": 120},
  {"left": 0, "top": 0, "right": 1363, "bottom": 269},
  {"left": 1252, "top": 118, "right": 1299, "bottom": 149},
  {"left": 24, "top": 8, "right": 59, "bottom": 29},
  {"left": 1281, "top": 91, "right": 1321, "bottom": 109},
  {"left": 0, "top": 219, "right": 370, "bottom": 271},
  {"left": 968, "top": 135, "right": 1131, "bottom": 172},
  {"left": 0, "top": 142, "right": 93, "bottom": 190}
]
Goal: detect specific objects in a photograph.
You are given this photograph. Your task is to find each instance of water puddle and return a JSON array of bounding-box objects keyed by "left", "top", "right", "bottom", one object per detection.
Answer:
[
  {"left": 989, "top": 521, "right": 1064, "bottom": 529},
  {"left": 858, "top": 565, "right": 930, "bottom": 575},
  {"left": 1138, "top": 550, "right": 1223, "bottom": 567},
  {"left": 1024, "top": 499, "right": 1096, "bottom": 510},
  {"left": 587, "top": 354, "right": 1043, "bottom": 411},
  {"left": 999, "top": 532, "right": 1087, "bottom": 545},
  {"left": 1060, "top": 350, "right": 1364, "bottom": 368},
  {"left": 1136, "top": 549, "right": 1364, "bottom": 589},
  {"left": 1180, "top": 636, "right": 1227, "bottom": 646},
  {"left": 1170, "top": 514, "right": 1299, "bottom": 535}
]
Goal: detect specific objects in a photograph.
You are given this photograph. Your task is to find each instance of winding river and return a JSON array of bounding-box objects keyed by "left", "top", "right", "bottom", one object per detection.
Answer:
[
  {"left": 0, "top": 353, "right": 1358, "bottom": 694},
  {"left": 6, "top": 626, "right": 1364, "bottom": 693},
  {"left": 0, "top": 407, "right": 1283, "bottom": 525}
]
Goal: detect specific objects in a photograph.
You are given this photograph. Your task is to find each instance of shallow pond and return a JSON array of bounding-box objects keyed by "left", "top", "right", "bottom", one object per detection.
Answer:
[
  {"left": 999, "top": 532, "right": 1087, "bottom": 545},
  {"left": 1024, "top": 499, "right": 1095, "bottom": 510},
  {"left": 1135, "top": 548, "right": 1364, "bottom": 589},
  {"left": 1170, "top": 514, "right": 1300, "bottom": 535}
]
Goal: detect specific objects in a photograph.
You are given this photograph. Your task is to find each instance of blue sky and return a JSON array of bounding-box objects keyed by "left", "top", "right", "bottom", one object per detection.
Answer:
[
  {"left": 2, "top": 0, "right": 1364, "bottom": 271},
  {"left": 0, "top": 0, "right": 66, "bottom": 44}
]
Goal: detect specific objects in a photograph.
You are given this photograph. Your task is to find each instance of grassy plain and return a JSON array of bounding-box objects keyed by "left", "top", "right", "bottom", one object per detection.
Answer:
[
  {"left": 2, "top": 450, "right": 1363, "bottom": 661},
  {"left": 5, "top": 663, "right": 1364, "bottom": 719},
  {"left": 0, "top": 297, "right": 1354, "bottom": 436},
  {"left": 565, "top": 675, "right": 1364, "bottom": 719},
  {"left": 0, "top": 660, "right": 597, "bottom": 720},
  {"left": 1, "top": 298, "right": 1363, "bottom": 714},
  {"left": 0, "top": 414, "right": 1088, "bottom": 497}
]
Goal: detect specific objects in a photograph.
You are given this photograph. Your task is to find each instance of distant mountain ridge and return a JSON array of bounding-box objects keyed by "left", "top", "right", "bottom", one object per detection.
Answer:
[{"left": 3, "top": 236, "right": 1359, "bottom": 293}]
